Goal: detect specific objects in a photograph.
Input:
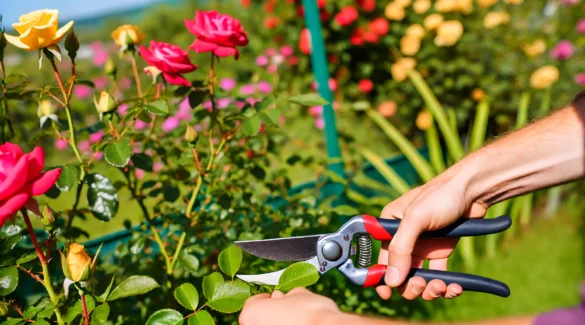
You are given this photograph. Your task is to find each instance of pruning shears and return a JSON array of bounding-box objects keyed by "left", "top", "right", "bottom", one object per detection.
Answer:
[{"left": 235, "top": 214, "right": 511, "bottom": 297}]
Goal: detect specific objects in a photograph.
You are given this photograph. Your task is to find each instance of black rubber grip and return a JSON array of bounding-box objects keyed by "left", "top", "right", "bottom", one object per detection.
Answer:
[
  {"left": 399, "top": 268, "right": 510, "bottom": 297},
  {"left": 378, "top": 215, "right": 511, "bottom": 238}
]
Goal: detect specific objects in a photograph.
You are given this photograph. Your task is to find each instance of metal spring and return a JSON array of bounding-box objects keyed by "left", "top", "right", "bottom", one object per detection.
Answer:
[{"left": 357, "top": 234, "right": 373, "bottom": 268}]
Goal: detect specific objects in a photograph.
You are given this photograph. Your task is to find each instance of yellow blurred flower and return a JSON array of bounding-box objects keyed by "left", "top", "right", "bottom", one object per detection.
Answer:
[
  {"left": 472, "top": 89, "right": 485, "bottom": 101},
  {"left": 456, "top": 0, "right": 473, "bottom": 14},
  {"left": 478, "top": 0, "right": 497, "bottom": 8},
  {"left": 396, "top": 0, "right": 412, "bottom": 7},
  {"left": 416, "top": 111, "right": 433, "bottom": 130},
  {"left": 385, "top": 2, "right": 406, "bottom": 21},
  {"left": 37, "top": 100, "right": 56, "bottom": 117},
  {"left": 94, "top": 91, "right": 116, "bottom": 114},
  {"left": 66, "top": 244, "right": 93, "bottom": 282},
  {"left": 413, "top": 0, "right": 432, "bottom": 13},
  {"left": 378, "top": 101, "right": 398, "bottom": 118},
  {"left": 530, "top": 66, "right": 559, "bottom": 89},
  {"left": 406, "top": 24, "right": 426, "bottom": 38},
  {"left": 400, "top": 35, "right": 422, "bottom": 56},
  {"left": 523, "top": 39, "right": 546, "bottom": 57},
  {"left": 435, "top": 20, "right": 464, "bottom": 47},
  {"left": 4, "top": 9, "right": 74, "bottom": 51},
  {"left": 424, "top": 14, "right": 444, "bottom": 31},
  {"left": 111, "top": 24, "right": 145, "bottom": 47},
  {"left": 436, "top": 0, "right": 459, "bottom": 12},
  {"left": 504, "top": 0, "right": 523, "bottom": 3},
  {"left": 483, "top": 11, "right": 510, "bottom": 29},
  {"left": 391, "top": 58, "right": 417, "bottom": 82}
]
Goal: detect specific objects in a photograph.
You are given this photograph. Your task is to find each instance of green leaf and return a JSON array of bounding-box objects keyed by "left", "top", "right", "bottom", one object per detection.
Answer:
[
  {"left": 276, "top": 262, "right": 320, "bottom": 293},
  {"left": 179, "top": 254, "right": 200, "bottom": 273},
  {"left": 174, "top": 283, "right": 199, "bottom": 311},
  {"left": 146, "top": 309, "right": 183, "bottom": 325},
  {"left": 96, "top": 275, "right": 115, "bottom": 302},
  {"left": 16, "top": 252, "right": 37, "bottom": 265},
  {"left": 259, "top": 109, "right": 280, "bottom": 127},
  {"left": 1, "top": 235, "right": 21, "bottom": 254},
  {"left": 131, "top": 153, "right": 153, "bottom": 172},
  {"left": 241, "top": 115, "right": 261, "bottom": 137},
  {"left": 86, "top": 173, "right": 119, "bottom": 221},
  {"left": 202, "top": 272, "right": 223, "bottom": 300},
  {"left": 23, "top": 298, "right": 52, "bottom": 319},
  {"left": 250, "top": 166, "right": 265, "bottom": 180},
  {"left": 145, "top": 100, "right": 169, "bottom": 116},
  {"left": 206, "top": 280, "right": 250, "bottom": 314},
  {"left": 332, "top": 205, "right": 359, "bottom": 216},
  {"left": 0, "top": 267, "right": 18, "bottom": 296},
  {"left": 104, "top": 140, "right": 131, "bottom": 167},
  {"left": 75, "top": 79, "right": 95, "bottom": 87},
  {"left": 91, "top": 303, "right": 110, "bottom": 325},
  {"left": 187, "top": 310, "right": 214, "bottom": 325},
  {"left": 107, "top": 275, "right": 159, "bottom": 301},
  {"left": 30, "top": 321, "right": 49, "bottom": 325},
  {"left": 188, "top": 90, "right": 208, "bottom": 108},
  {"left": 288, "top": 94, "right": 329, "bottom": 106},
  {"left": 55, "top": 165, "right": 78, "bottom": 192},
  {"left": 469, "top": 98, "right": 490, "bottom": 152},
  {"left": 1, "top": 319, "right": 25, "bottom": 325},
  {"left": 218, "top": 245, "right": 242, "bottom": 278}
]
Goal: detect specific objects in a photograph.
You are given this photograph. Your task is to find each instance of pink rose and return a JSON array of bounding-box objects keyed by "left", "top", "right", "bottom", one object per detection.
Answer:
[
  {"left": 0, "top": 143, "right": 61, "bottom": 227},
  {"left": 256, "top": 56, "right": 269, "bottom": 66},
  {"left": 93, "top": 77, "right": 108, "bottom": 90},
  {"left": 550, "top": 40, "right": 574, "bottom": 60},
  {"left": 135, "top": 120, "right": 149, "bottom": 130},
  {"left": 265, "top": 48, "right": 278, "bottom": 56},
  {"left": 309, "top": 106, "right": 323, "bottom": 117},
  {"left": 258, "top": 81, "right": 272, "bottom": 94},
  {"left": 220, "top": 78, "right": 237, "bottom": 91},
  {"left": 120, "top": 77, "right": 132, "bottom": 89},
  {"left": 577, "top": 19, "right": 585, "bottom": 34},
  {"left": 185, "top": 10, "right": 249, "bottom": 59},
  {"left": 54, "top": 139, "right": 68, "bottom": 151},
  {"left": 162, "top": 117, "right": 180, "bottom": 132},
  {"left": 89, "top": 131, "right": 104, "bottom": 143},
  {"left": 118, "top": 104, "right": 129, "bottom": 116},
  {"left": 79, "top": 140, "right": 90, "bottom": 153},
  {"left": 139, "top": 41, "right": 198, "bottom": 87},
  {"left": 315, "top": 117, "right": 325, "bottom": 129},
  {"left": 153, "top": 161, "right": 164, "bottom": 173},
  {"left": 240, "top": 84, "right": 256, "bottom": 95},
  {"left": 575, "top": 73, "right": 585, "bottom": 86},
  {"left": 280, "top": 45, "right": 294, "bottom": 56},
  {"left": 74, "top": 85, "right": 92, "bottom": 99},
  {"left": 267, "top": 65, "right": 278, "bottom": 73}
]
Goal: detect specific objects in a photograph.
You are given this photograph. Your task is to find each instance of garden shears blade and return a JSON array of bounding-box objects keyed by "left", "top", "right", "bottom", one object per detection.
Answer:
[{"left": 236, "top": 214, "right": 513, "bottom": 297}]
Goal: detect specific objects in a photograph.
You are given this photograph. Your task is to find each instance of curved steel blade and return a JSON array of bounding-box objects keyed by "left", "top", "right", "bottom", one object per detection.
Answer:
[
  {"left": 235, "top": 235, "right": 322, "bottom": 261},
  {"left": 236, "top": 257, "right": 320, "bottom": 285}
]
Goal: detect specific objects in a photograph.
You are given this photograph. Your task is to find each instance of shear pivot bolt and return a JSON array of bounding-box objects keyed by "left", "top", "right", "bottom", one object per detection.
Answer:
[{"left": 322, "top": 241, "right": 342, "bottom": 261}]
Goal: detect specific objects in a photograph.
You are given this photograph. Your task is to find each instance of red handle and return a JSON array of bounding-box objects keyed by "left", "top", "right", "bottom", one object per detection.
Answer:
[
  {"left": 362, "top": 215, "right": 393, "bottom": 240},
  {"left": 364, "top": 264, "right": 387, "bottom": 287}
]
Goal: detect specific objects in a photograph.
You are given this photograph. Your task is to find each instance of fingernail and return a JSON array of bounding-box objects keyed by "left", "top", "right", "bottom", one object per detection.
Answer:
[
  {"left": 430, "top": 291, "right": 441, "bottom": 298},
  {"left": 413, "top": 286, "right": 424, "bottom": 295},
  {"left": 388, "top": 266, "right": 400, "bottom": 286}
]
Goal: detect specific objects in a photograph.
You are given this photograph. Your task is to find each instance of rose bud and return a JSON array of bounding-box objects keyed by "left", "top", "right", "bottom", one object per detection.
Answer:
[
  {"left": 184, "top": 125, "right": 199, "bottom": 144},
  {"left": 105, "top": 57, "right": 117, "bottom": 79},
  {"left": 37, "top": 99, "right": 59, "bottom": 127},
  {"left": 0, "top": 301, "right": 8, "bottom": 316},
  {"left": 65, "top": 29, "right": 79, "bottom": 62},
  {"left": 94, "top": 91, "right": 116, "bottom": 117},
  {"left": 61, "top": 243, "right": 95, "bottom": 282}
]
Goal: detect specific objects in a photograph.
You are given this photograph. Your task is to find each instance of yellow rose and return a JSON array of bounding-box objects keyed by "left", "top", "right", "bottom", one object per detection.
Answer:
[
  {"left": 65, "top": 244, "right": 93, "bottom": 282},
  {"left": 504, "top": 0, "right": 523, "bottom": 3},
  {"left": 406, "top": 24, "right": 426, "bottom": 39},
  {"left": 483, "top": 11, "right": 510, "bottom": 29},
  {"left": 414, "top": 0, "right": 432, "bottom": 13},
  {"left": 385, "top": 2, "right": 406, "bottom": 21},
  {"left": 416, "top": 111, "right": 433, "bottom": 130},
  {"left": 94, "top": 91, "right": 116, "bottom": 114},
  {"left": 111, "top": 24, "right": 145, "bottom": 47},
  {"left": 435, "top": 0, "right": 459, "bottom": 12},
  {"left": 396, "top": 0, "right": 412, "bottom": 7},
  {"left": 456, "top": 0, "right": 473, "bottom": 14},
  {"left": 400, "top": 35, "right": 422, "bottom": 56},
  {"left": 424, "top": 14, "right": 444, "bottom": 31},
  {"left": 478, "top": 0, "right": 498, "bottom": 8},
  {"left": 391, "top": 58, "right": 417, "bottom": 82},
  {"left": 37, "top": 100, "right": 56, "bottom": 117},
  {"left": 523, "top": 39, "right": 546, "bottom": 57},
  {"left": 435, "top": 20, "right": 464, "bottom": 47},
  {"left": 530, "top": 66, "right": 559, "bottom": 89},
  {"left": 472, "top": 89, "right": 485, "bottom": 101},
  {"left": 4, "top": 10, "right": 74, "bottom": 51}
]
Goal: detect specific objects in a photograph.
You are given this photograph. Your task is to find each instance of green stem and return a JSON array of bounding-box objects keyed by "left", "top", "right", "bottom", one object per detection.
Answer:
[
  {"left": 130, "top": 54, "right": 143, "bottom": 98},
  {"left": 0, "top": 60, "right": 7, "bottom": 143}
]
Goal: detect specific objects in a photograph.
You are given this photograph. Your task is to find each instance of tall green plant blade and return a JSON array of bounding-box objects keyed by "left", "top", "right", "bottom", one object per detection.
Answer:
[
  {"left": 458, "top": 237, "right": 475, "bottom": 271},
  {"left": 360, "top": 148, "right": 411, "bottom": 195},
  {"left": 407, "top": 70, "right": 465, "bottom": 161},
  {"left": 544, "top": 186, "right": 562, "bottom": 218},
  {"left": 484, "top": 200, "right": 511, "bottom": 258},
  {"left": 538, "top": 87, "right": 552, "bottom": 117},
  {"left": 519, "top": 193, "right": 534, "bottom": 226},
  {"left": 469, "top": 98, "right": 490, "bottom": 152},
  {"left": 516, "top": 92, "right": 531, "bottom": 128},
  {"left": 448, "top": 108, "right": 457, "bottom": 134},
  {"left": 425, "top": 122, "right": 446, "bottom": 174},
  {"left": 506, "top": 197, "right": 523, "bottom": 241},
  {"left": 366, "top": 110, "right": 436, "bottom": 182}
]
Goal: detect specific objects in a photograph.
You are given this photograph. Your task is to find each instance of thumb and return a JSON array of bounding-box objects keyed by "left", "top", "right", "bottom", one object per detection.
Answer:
[{"left": 385, "top": 216, "right": 425, "bottom": 287}]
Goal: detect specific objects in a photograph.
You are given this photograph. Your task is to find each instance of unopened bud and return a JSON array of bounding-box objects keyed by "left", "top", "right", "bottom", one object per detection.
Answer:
[
  {"left": 62, "top": 243, "right": 95, "bottom": 282},
  {"left": 37, "top": 100, "right": 58, "bottom": 127},
  {"left": 93, "top": 91, "right": 116, "bottom": 114},
  {"left": 65, "top": 30, "right": 79, "bottom": 63},
  {"left": 184, "top": 125, "right": 199, "bottom": 144},
  {"left": 41, "top": 202, "right": 55, "bottom": 226},
  {"left": 0, "top": 301, "right": 9, "bottom": 316},
  {"left": 105, "top": 57, "right": 117, "bottom": 79}
]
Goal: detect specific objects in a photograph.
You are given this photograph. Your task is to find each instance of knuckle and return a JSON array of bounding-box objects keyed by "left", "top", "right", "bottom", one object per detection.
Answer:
[
  {"left": 388, "top": 243, "right": 411, "bottom": 257},
  {"left": 288, "top": 287, "right": 310, "bottom": 295}
]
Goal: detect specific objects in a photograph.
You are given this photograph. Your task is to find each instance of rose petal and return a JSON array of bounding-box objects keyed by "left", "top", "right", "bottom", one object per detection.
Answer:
[
  {"left": 26, "top": 147, "right": 45, "bottom": 182},
  {"left": 4, "top": 33, "right": 31, "bottom": 50},
  {"left": 23, "top": 168, "right": 61, "bottom": 197},
  {"left": 0, "top": 192, "right": 30, "bottom": 228},
  {"left": 53, "top": 20, "right": 75, "bottom": 43},
  {"left": 0, "top": 156, "right": 28, "bottom": 201},
  {"left": 24, "top": 197, "right": 40, "bottom": 216},
  {"left": 214, "top": 46, "right": 239, "bottom": 59},
  {"left": 189, "top": 39, "right": 219, "bottom": 53},
  {"left": 162, "top": 72, "right": 192, "bottom": 87}
]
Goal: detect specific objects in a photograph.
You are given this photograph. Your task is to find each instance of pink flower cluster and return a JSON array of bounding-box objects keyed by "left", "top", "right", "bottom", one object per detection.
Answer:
[
  {"left": 256, "top": 46, "right": 298, "bottom": 73},
  {"left": 550, "top": 40, "right": 574, "bottom": 61}
]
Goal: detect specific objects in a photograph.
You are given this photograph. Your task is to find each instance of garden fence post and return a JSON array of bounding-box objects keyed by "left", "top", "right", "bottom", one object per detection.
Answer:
[{"left": 301, "top": 0, "right": 345, "bottom": 178}]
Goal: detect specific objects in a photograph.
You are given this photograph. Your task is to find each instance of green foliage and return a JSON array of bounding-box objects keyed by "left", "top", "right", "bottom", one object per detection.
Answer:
[
  {"left": 90, "top": 303, "right": 110, "bottom": 325},
  {"left": 276, "top": 262, "right": 320, "bottom": 293},
  {"left": 86, "top": 173, "right": 119, "bottom": 221},
  {"left": 104, "top": 139, "right": 132, "bottom": 167},
  {"left": 0, "top": 267, "right": 18, "bottom": 296},
  {"left": 187, "top": 310, "right": 214, "bottom": 325},
  {"left": 55, "top": 165, "right": 79, "bottom": 192},
  {"left": 218, "top": 245, "right": 242, "bottom": 278},
  {"left": 174, "top": 283, "right": 199, "bottom": 311},
  {"left": 146, "top": 309, "right": 184, "bottom": 325},
  {"left": 106, "top": 276, "right": 159, "bottom": 301}
]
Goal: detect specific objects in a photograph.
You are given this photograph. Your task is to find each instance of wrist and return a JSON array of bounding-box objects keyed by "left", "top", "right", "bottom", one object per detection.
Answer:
[{"left": 321, "top": 312, "right": 364, "bottom": 325}]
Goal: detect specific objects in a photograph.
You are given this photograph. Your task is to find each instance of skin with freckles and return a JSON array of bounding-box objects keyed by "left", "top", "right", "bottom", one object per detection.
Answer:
[{"left": 240, "top": 95, "right": 585, "bottom": 325}]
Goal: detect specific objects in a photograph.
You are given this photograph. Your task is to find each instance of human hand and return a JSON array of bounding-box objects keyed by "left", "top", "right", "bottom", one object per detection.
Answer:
[
  {"left": 239, "top": 288, "right": 342, "bottom": 325},
  {"left": 376, "top": 170, "right": 488, "bottom": 301}
]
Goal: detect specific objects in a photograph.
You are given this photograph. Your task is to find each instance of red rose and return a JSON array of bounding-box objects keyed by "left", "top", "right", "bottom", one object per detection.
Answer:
[
  {"left": 363, "top": 30, "right": 379, "bottom": 43},
  {"left": 369, "top": 18, "right": 389, "bottom": 36},
  {"left": 185, "top": 10, "right": 249, "bottom": 59},
  {"left": 0, "top": 143, "right": 61, "bottom": 227},
  {"left": 139, "top": 41, "right": 197, "bottom": 87},
  {"left": 358, "top": 79, "right": 374, "bottom": 93},
  {"left": 334, "top": 6, "right": 358, "bottom": 26},
  {"left": 299, "top": 28, "right": 311, "bottom": 54},
  {"left": 317, "top": 0, "right": 327, "bottom": 9},
  {"left": 264, "top": 16, "right": 280, "bottom": 29},
  {"left": 297, "top": 5, "right": 305, "bottom": 18},
  {"left": 265, "top": 0, "right": 276, "bottom": 13},
  {"left": 320, "top": 10, "right": 330, "bottom": 21},
  {"left": 350, "top": 27, "right": 365, "bottom": 46},
  {"left": 241, "top": 0, "right": 251, "bottom": 7},
  {"left": 357, "top": 0, "right": 376, "bottom": 12}
]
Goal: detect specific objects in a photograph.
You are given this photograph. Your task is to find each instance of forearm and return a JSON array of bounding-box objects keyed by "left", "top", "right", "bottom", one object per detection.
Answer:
[
  {"left": 326, "top": 312, "right": 534, "bottom": 325},
  {"left": 449, "top": 97, "right": 585, "bottom": 206}
]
